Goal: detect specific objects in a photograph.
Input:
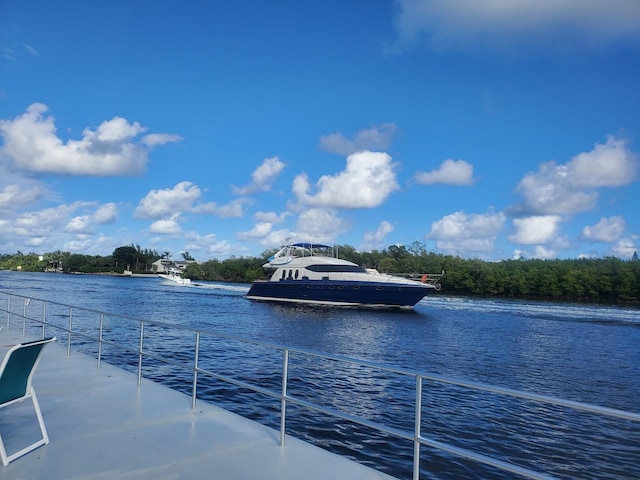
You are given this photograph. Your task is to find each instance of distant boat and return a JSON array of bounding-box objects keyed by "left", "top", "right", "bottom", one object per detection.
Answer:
[
  {"left": 246, "top": 242, "right": 442, "bottom": 308},
  {"left": 158, "top": 268, "right": 191, "bottom": 286}
]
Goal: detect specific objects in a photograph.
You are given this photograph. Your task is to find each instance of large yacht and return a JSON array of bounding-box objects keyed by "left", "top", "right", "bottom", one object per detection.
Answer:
[{"left": 246, "top": 242, "right": 441, "bottom": 308}]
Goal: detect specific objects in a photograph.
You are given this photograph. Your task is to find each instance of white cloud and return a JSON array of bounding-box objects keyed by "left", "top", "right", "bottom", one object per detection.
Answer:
[
  {"left": 582, "top": 216, "right": 625, "bottom": 242},
  {"left": 0, "top": 103, "right": 181, "bottom": 176},
  {"left": 135, "top": 182, "right": 202, "bottom": 219},
  {"left": 141, "top": 133, "right": 184, "bottom": 148},
  {"left": 257, "top": 229, "right": 295, "bottom": 250},
  {"left": 360, "top": 221, "right": 395, "bottom": 250},
  {"left": 293, "top": 151, "right": 399, "bottom": 208},
  {"left": 238, "top": 222, "right": 274, "bottom": 241},
  {"left": 212, "top": 198, "right": 252, "bottom": 218},
  {"left": 0, "top": 202, "right": 120, "bottom": 252},
  {"left": 513, "top": 136, "right": 638, "bottom": 216},
  {"left": 568, "top": 136, "right": 637, "bottom": 187},
  {"left": 180, "top": 232, "right": 240, "bottom": 259},
  {"left": 233, "top": 157, "right": 286, "bottom": 195},
  {"left": 295, "top": 208, "right": 349, "bottom": 244},
  {"left": 254, "top": 211, "right": 289, "bottom": 224},
  {"left": 93, "top": 203, "right": 118, "bottom": 224},
  {"left": 611, "top": 237, "right": 637, "bottom": 258},
  {"left": 0, "top": 183, "right": 45, "bottom": 210},
  {"left": 393, "top": 0, "right": 640, "bottom": 53},
  {"left": 149, "top": 216, "right": 181, "bottom": 234},
  {"left": 135, "top": 181, "right": 250, "bottom": 221},
  {"left": 319, "top": 124, "right": 397, "bottom": 156},
  {"left": 509, "top": 215, "right": 562, "bottom": 245},
  {"left": 414, "top": 159, "right": 475, "bottom": 186},
  {"left": 427, "top": 210, "right": 505, "bottom": 255},
  {"left": 531, "top": 245, "right": 558, "bottom": 260},
  {"left": 65, "top": 215, "right": 92, "bottom": 233}
]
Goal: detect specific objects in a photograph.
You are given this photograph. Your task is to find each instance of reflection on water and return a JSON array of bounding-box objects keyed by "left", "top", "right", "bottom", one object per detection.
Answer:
[{"left": 1, "top": 271, "right": 639, "bottom": 480}]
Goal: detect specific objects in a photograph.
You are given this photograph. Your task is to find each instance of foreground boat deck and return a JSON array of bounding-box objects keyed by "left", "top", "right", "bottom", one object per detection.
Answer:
[{"left": 0, "top": 330, "right": 396, "bottom": 480}]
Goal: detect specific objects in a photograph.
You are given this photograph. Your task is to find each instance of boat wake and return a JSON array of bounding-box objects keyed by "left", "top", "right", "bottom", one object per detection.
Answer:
[
  {"left": 189, "top": 282, "right": 250, "bottom": 294},
  {"left": 421, "top": 296, "right": 640, "bottom": 325}
]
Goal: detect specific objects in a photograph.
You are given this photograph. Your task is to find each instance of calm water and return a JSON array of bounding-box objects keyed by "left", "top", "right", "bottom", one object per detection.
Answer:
[{"left": 1, "top": 271, "right": 639, "bottom": 479}]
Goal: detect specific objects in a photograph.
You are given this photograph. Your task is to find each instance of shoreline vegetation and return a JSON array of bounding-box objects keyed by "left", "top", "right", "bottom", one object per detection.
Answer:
[{"left": 1, "top": 243, "right": 639, "bottom": 306}]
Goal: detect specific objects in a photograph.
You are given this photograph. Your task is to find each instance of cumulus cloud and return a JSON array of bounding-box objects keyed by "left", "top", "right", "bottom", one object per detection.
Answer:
[
  {"left": 93, "top": 202, "right": 118, "bottom": 224},
  {"left": 135, "top": 182, "right": 203, "bottom": 219},
  {"left": 360, "top": 221, "right": 395, "bottom": 250},
  {"left": 0, "top": 103, "right": 181, "bottom": 176},
  {"left": 181, "top": 232, "right": 238, "bottom": 258},
  {"left": 233, "top": 157, "right": 286, "bottom": 195},
  {"left": 0, "top": 201, "right": 120, "bottom": 251},
  {"left": 427, "top": 210, "right": 505, "bottom": 255},
  {"left": 65, "top": 215, "right": 92, "bottom": 233},
  {"left": 582, "top": 216, "right": 626, "bottom": 242},
  {"left": 0, "top": 183, "right": 45, "bottom": 210},
  {"left": 293, "top": 151, "right": 399, "bottom": 208},
  {"left": 237, "top": 222, "right": 274, "bottom": 241},
  {"left": 149, "top": 216, "right": 182, "bottom": 234},
  {"left": 295, "top": 208, "right": 349, "bottom": 244},
  {"left": 393, "top": 0, "right": 640, "bottom": 53},
  {"left": 414, "top": 159, "right": 475, "bottom": 186},
  {"left": 319, "top": 124, "right": 397, "bottom": 156},
  {"left": 512, "top": 136, "right": 638, "bottom": 216},
  {"left": 135, "top": 182, "right": 250, "bottom": 226},
  {"left": 611, "top": 237, "right": 638, "bottom": 258},
  {"left": 509, "top": 215, "right": 562, "bottom": 245},
  {"left": 254, "top": 211, "right": 289, "bottom": 224}
]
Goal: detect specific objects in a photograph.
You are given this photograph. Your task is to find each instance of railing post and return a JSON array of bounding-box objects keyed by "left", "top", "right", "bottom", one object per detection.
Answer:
[
  {"left": 280, "top": 348, "right": 289, "bottom": 446},
  {"left": 414, "top": 375, "right": 423, "bottom": 480},
  {"left": 22, "top": 297, "right": 29, "bottom": 337},
  {"left": 41, "top": 301, "right": 46, "bottom": 338},
  {"left": 98, "top": 313, "right": 104, "bottom": 369},
  {"left": 192, "top": 331, "right": 200, "bottom": 409},
  {"left": 138, "top": 321, "right": 145, "bottom": 386},
  {"left": 5, "top": 295, "right": 10, "bottom": 329},
  {"left": 67, "top": 307, "right": 73, "bottom": 356}
]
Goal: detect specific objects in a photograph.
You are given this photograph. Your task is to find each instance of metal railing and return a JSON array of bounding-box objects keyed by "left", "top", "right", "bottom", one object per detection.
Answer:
[{"left": 1, "top": 291, "right": 638, "bottom": 480}]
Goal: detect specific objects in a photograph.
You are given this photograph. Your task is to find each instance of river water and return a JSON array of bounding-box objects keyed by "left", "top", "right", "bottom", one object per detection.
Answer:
[{"left": 1, "top": 271, "right": 638, "bottom": 479}]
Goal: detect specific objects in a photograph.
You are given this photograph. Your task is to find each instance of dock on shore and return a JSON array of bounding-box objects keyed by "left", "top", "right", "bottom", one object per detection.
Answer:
[{"left": 0, "top": 329, "right": 396, "bottom": 480}]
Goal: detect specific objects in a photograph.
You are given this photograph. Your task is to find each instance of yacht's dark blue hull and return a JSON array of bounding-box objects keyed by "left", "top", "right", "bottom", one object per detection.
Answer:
[{"left": 246, "top": 279, "right": 434, "bottom": 308}]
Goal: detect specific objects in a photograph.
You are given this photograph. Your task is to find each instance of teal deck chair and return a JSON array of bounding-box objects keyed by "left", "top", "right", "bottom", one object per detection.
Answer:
[{"left": 0, "top": 337, "right": 56, "bottom": 466}]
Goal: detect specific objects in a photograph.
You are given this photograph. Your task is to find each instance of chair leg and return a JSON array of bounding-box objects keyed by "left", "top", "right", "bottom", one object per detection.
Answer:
[
  {"left": 31, "top": 388, "right": 50, "bottom": 446},
  {"left": 1, "top": 388, "right": 49, "bottom": 466},
  {"left": 0, "top": 432, "right": 9, "bottom": 466}
]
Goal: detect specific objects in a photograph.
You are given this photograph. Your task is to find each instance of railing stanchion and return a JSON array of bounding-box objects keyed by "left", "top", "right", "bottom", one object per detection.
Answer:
[
  {"left": 138, "top": 321, "right": 145, "bottom": 386},
  {"left": 67, "top": 307, "right": 73, "bottom": 356},
  {"left": 5, "top": 295, "right": 10, "bottom": 329},
  {"left": 22, "top": 297, "right": 29, "bottom": 337},
  {"left": 192, "top": 331, "right": 200, "bottom": 409},
  {"left": 280, "top": 348, "right": 289, "bottom": 446},
  {"left": 41, "top": 301, "right": 46, "bottom": 338},
  {"left": 413, "top": 375, "right": 423, "bottom": 480},
  {"left": 98, "top": 313, "right": 104, "bottom": 369}
]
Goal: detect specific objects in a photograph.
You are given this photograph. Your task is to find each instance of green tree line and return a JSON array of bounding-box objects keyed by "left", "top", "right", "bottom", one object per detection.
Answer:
[
  {"left": 2, "top": 243, "right": 639, "bottom": 305},
  {"left": 0, "top": 244, "right": 164, "bottom": 274}
]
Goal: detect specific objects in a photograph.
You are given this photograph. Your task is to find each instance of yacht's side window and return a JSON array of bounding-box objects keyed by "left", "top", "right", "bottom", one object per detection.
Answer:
[
  {"left": 281, "top": 270, "right": 286, "bottom": 280},
  {"left": 295, "top": 270, "right": 299, "bottom": 279}
]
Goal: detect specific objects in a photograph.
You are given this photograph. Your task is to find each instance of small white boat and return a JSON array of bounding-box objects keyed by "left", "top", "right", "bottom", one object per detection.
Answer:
[
  {"left": 158, "top": 269, "right": 191, "bottom": 285},
  {"left": 246, "top": 242, "right": 442, "bottom": 308}
]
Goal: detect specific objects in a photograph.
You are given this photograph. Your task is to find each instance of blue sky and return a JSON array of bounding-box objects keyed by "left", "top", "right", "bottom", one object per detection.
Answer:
[{"left": 1, "top": 0, "right": 639, "bottom": 261}]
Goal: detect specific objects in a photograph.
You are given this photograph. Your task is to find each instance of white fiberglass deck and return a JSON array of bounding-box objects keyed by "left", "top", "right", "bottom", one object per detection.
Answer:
[{"left": 0, "top": 329, "right": 396, "bottom": 480}]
